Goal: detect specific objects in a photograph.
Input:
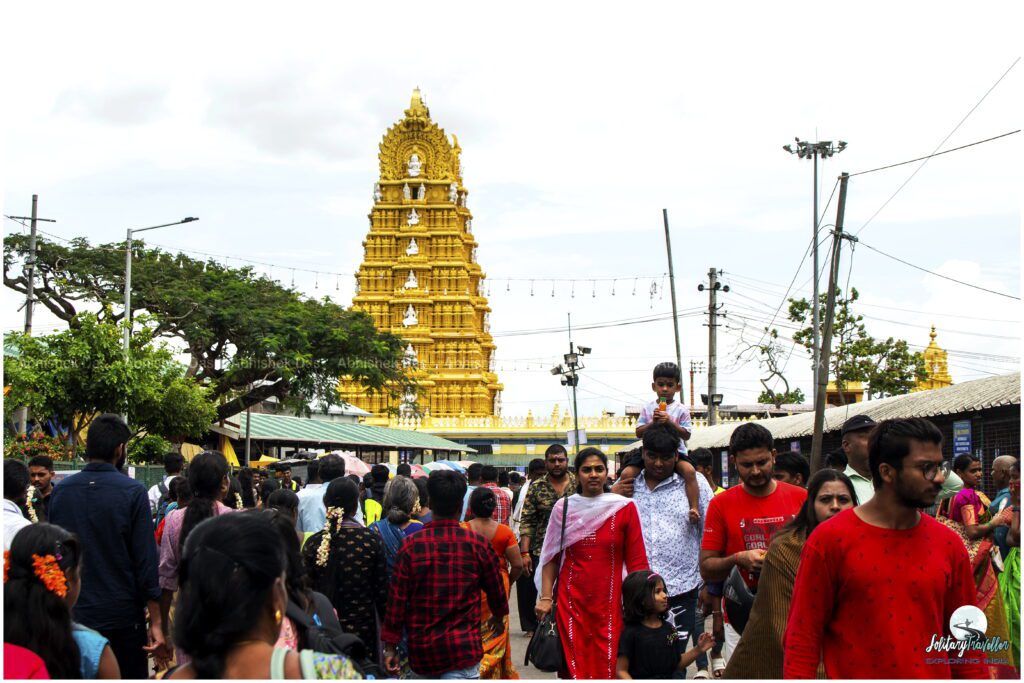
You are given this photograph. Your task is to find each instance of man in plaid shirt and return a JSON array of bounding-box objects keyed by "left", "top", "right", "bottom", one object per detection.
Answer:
[
  {"left": 382, "top": 469, "right": 508, "bottom": 678},
  {"left": 471, "top": 465, "right": 512, "bottom": 525}
]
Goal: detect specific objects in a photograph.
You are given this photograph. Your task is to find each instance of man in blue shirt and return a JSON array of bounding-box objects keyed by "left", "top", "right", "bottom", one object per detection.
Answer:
[
  {"left": 297, "top": 454, "right": 356, "bottom": 531},
  {"left": 49, "top": 414, "right": 164, "bottom": 678}
]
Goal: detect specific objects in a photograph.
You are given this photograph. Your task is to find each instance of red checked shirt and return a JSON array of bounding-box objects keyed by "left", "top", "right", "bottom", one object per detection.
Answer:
[
  {"left": 381, "top": 519, "right": 508, "bottom": 677},
  {"left": 471, "top": 482, "right": 512, "bottom": 525}
]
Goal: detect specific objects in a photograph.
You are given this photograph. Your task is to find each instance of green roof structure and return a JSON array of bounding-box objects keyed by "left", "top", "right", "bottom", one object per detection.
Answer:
[{"left": 220, "top": 412, "right": 475, "bottom": 453}]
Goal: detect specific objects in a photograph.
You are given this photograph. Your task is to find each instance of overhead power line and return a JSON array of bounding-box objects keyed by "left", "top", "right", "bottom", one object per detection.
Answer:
[
  {"left": 853, "top": 57, "right": 1020, "bottom": 237},
  {"left": 849, "top": 130, "right": 1020, "bottom": 177},
  {"left": 858, "top": 240, "right": 1020, "bottom": 301}
]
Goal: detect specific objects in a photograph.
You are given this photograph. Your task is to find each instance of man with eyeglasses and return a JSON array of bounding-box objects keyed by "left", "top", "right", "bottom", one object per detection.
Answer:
[{"left": 784, "top": 417, "right": 985, "bottom": 679}]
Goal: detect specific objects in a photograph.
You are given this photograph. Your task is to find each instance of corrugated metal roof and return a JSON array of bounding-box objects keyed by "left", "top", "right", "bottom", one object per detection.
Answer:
[
  {"left": 224, "top": 412, "right": 475, "bottom": 453},
  {"left": 625, "top": 372, "right": 1020, "bottom": 451}
]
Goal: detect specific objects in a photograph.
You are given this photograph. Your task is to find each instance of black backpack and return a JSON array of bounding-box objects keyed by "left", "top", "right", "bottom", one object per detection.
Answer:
[{"left": 286, "top": 594, "right": 382, "bottom": 679}]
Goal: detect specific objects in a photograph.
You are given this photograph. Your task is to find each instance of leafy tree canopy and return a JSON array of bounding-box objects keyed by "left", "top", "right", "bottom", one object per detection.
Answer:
[
  {"left": 787, "top": 287, "right": 927, "bottom": 400},
  {"left": 4, "top": 235, "right": 411, "bottom": 421},
  {"left": 756, "top": 387, "right": 806, "bottom": 406},
  {"left": 4, "top": 314, "right": 216, "bottom": 450}
]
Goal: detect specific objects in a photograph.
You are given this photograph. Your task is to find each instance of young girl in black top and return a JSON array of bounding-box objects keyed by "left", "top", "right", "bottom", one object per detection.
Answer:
[{"left": 616, "top": 570, "right": 714, "bottom": 680}]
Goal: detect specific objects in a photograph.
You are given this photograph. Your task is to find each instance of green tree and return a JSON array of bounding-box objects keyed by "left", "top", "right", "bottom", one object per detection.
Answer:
[
  {"left": 4, "top": 235, "right": 412, "bottom": 420},
  {"left": 787, "top": 287, "right": 927, "bottom": 399},
  {"left": 736, "top": 327, "right": 807, "bottom": 408},
  {"left": 4, "top": 314, "right": 217, "bottom": 453},
  {"left": 756, "top": 386, "right": 806, "bottom": 406}
]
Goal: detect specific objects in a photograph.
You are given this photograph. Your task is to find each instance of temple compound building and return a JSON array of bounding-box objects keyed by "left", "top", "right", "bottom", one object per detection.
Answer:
[{"left": 339, "top": 89, "right": 503, "bottom": 419}]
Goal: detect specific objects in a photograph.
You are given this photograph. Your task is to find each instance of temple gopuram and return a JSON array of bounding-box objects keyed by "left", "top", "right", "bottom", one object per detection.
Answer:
[
  {"left": 338, "top": 91, "right": 643, "bottom": 463},
  {"left": 912, "top": 325, "right": 953, "bottom": 392},
  {"left": 339, "top": 89, "right": 503, "bottom": 419}
]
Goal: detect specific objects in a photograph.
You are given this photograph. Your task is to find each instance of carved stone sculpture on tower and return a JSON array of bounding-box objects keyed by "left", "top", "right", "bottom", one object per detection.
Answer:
[
  {"left": 449, "top": 183, "right": 458, "bottom": 203},
  {"left": 407, "top": 208, "right": 420, "bottom": 226},
  {"left": 404, "top": 271, "right": 418, "bottom": 289},
  {"left": 403, "top": 183, "right": 411, "bottom": 200},
  {"left": 465, "top": 219, "right": 473, "bottom": 234},
  {"left": 408, "top": 154, "right": 422, "bottom": 177},
  {"left": 418, "top": 183, "right": 426, "bottom": 200},
  {"left": 373, "top": 183, "right": 383, "bottom": 203},
  {"left": 404, "top": 343, "right": 418, "bottom": 366},
  {"left": 403, "top": 304, "right": 418, "bottom": 327},
  {"left": 406, "top": 238, "right": 419, "bottom": 256}
]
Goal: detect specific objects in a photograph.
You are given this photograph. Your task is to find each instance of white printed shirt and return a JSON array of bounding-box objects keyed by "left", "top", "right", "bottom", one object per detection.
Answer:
[
  {"left": 637, "top": 399, "right": 693, "bottom": 455},
  {"left": 633, "top": 471, "right": 712, "bottom": 596}
]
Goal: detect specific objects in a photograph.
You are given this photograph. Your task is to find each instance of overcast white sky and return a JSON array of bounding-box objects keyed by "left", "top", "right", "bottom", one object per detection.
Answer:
[{"left": 2, "top": 2, "right": 1021, "bottom": 420}]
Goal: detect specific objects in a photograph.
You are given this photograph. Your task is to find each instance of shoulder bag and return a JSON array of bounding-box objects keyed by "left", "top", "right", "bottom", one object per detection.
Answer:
[{"left": 524, "top": 495, "right": 569, "bottom": 672}]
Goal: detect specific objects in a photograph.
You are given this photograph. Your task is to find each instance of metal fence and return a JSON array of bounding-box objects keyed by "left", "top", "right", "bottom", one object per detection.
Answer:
[{"left": 43, "top": 461, "right": 169, "bottom": 489}]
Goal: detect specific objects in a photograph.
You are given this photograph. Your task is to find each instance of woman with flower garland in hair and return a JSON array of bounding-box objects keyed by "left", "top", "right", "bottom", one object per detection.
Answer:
[
  {"left": 158, "top": 451, "right": 233, "bottom": 666},
  {"left": 369, "top": 476, "right": 424, "bottom": 580},
  {"left": 462, "top": 486, "right": 523, "bottom": 679},
  {"left": 237, "top": 467, "right": 258, "bottom": 508},
  {"left": 227, "top": 476, "right": 245, "bottom": 511},
  {"left": 167, "top": 512, "right": 361, "bottom": 679},
  {"left": 302, "top": 478, "right": 388, "bottom": 656},
  {"left": 4, "top": 522, "right": 121, "bottom": 678}
]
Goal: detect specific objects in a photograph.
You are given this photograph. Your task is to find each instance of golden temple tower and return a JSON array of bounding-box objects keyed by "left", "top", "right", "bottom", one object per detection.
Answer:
[
  {"left": 912, "top": 325, "right": 953, "bottom": 392},
  {"left": 339, "top": 89, "right": 503, "bottom": 419}
]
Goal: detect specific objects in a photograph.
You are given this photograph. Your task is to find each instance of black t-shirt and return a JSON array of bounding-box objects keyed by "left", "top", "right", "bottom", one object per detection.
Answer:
[{"left": 618, "top": 621, "right": 687, "bottom": 679}]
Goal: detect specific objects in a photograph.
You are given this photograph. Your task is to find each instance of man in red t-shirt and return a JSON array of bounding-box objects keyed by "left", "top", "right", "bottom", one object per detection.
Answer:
[
  {"left": 783, "top": 418, "right": 988, "bottom": 679},
  {"left": 700, "top": 422, "right": 807, "bottom": 661}
]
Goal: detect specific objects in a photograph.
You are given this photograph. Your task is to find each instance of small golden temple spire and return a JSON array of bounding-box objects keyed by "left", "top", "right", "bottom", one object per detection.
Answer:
[
  {"left": 929, "top": 324, "right": 937, "bottom": 343},
  {"left": 405, "top": 87, "right": 430, "bottom": 120}
]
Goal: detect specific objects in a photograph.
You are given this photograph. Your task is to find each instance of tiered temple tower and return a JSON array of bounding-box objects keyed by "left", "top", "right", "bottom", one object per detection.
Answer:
[
  {"left": 912, "top": 325, "right": 953, "bottom": 392},
  {"left": 339, "top": 89, "right": 503, "bottom": 418}
]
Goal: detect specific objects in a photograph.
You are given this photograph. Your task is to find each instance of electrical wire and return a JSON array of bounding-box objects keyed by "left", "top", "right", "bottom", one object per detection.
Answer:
[
  {"left": 853, "top": 57, "right": 1020, "bottom": 237},
  {"left": 849, "top": 130, "right": 1020, "bottom": 177},
  {"left": 723, "top": 272, "right": 1021, "bottom": 324},
  {"left": 858, "top": 240, "right": 1020, "bottom": 301}
]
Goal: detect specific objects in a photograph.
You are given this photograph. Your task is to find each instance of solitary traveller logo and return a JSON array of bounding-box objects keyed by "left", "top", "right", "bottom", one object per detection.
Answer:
[{"left": 924, "top": 605, "right": 1010, "bottom": 661}]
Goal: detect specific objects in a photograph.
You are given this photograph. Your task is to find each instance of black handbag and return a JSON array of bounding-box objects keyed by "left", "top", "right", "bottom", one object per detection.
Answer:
[{"left": 524, "top": 495, "right": 569, "bottom": 672}]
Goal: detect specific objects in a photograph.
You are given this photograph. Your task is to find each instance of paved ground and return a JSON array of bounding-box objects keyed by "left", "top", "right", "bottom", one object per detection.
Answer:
[
  {"left": 508, "top": 582, "right": 557, "bottom": 679},
  {"left": 508, "top": 583, "right": 714, "bottom": 679}
]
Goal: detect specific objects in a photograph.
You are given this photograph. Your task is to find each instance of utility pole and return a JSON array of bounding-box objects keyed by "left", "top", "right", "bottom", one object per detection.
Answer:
[
  {"left": 699, "top": 269, "right": 728, "bottom": 425},
  {"left": 783, "top": 139, "right": 848, "bottom": 407},
  {"left": 24, "top": 195, "right": 39, "bottom": 335},
  {"left": 662, "top": 209, "right": 683, "bottom": 378},
  {"left": 9, "top": 196, "right": 56, "bottom": 433},
  {"left": 689, "top": 360, "right": 704, "bottom": 410},
  {"left": 810, "top": 173, "right": 855, "bottom": 473}
]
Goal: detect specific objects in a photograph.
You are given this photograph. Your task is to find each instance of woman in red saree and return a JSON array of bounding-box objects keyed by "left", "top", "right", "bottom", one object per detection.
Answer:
[
  {"left": 937, "top": 454, "right": 1014, "bottom": 678},
  {"left": 535, "top": 447, "right": 648, "bottom": 680}
]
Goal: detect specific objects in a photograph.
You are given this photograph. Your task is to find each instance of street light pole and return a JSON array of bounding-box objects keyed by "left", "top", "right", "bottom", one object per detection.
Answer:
[
  {"left": 122, "top": 218, "right": 199, "bottom": 361},
  {"left": 783, "top": 138, "right": 847, "bottom": 406},
  {"left": 551, "top": 313, "right": 591, "bottom": 456}
]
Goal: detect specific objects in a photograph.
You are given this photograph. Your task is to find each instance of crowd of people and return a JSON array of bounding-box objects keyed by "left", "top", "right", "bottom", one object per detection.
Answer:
[{"left": 2, "top": 360, "right": 1021, "bottom": 680}]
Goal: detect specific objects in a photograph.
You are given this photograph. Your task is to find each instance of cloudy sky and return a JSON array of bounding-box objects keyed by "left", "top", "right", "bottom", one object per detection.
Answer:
[{"left": 3, "top": 2, "right": 1020, "bottom": 422}]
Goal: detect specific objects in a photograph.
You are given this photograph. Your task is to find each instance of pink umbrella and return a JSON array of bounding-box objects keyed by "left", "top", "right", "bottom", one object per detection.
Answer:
[
  {"left": 340, "top": 454, "right": 371, "bottom": 477},
  {"left": 409, "top": 464, "right": 428, "bottom": 479}
]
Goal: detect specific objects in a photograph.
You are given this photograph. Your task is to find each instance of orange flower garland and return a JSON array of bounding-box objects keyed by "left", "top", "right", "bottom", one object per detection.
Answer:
[
  {"left": 31, "top": 554, "right": 68, "bottom": 598},
  {"left": 3, "top": 551, "right": 9, "bottom": 584}
]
